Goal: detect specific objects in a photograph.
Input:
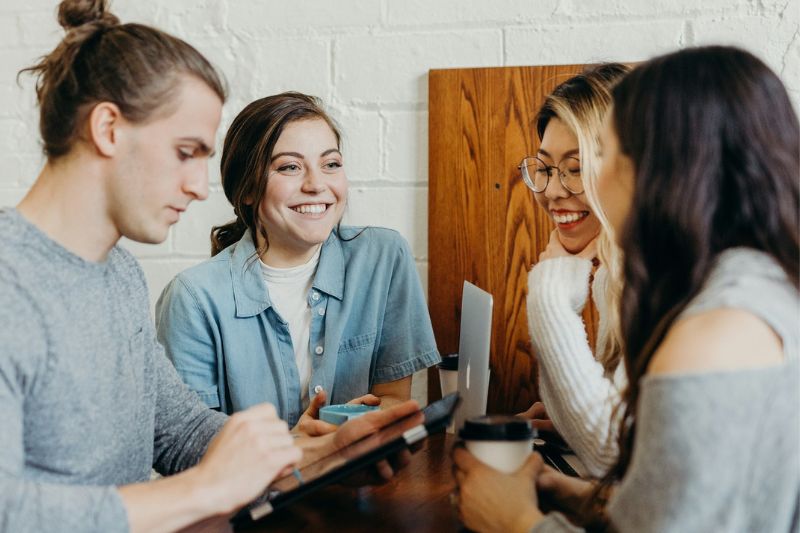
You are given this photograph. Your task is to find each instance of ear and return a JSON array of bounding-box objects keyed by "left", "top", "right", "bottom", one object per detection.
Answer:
[{"left": 87, "top": 102, "right": 124, "bottom": 158}]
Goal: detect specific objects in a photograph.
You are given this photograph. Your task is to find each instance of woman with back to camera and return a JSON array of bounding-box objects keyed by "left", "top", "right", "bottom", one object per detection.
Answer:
[
  {"left": 518, "top": 63, "right": 630, "bottom": 477},
  {"left": 157, "top": 92, "right": 440, "bottom": 435},
  {"left": 454, "top": 45, "right": 799, "bottom": 532}
]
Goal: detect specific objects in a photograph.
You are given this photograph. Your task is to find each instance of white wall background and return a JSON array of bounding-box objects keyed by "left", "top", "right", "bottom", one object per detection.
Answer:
[{"left": 0, "top": 1, "right": 797, "bottom": 400}]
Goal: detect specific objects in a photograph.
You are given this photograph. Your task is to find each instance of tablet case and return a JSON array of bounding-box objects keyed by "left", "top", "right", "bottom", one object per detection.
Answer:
[{"left": 231, "top": 393, "right": 461, "bottom": 526}]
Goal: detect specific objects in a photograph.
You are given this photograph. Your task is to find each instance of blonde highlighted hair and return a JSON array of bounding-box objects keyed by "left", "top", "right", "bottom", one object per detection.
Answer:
[{"left": 535, "top": 63, "right": 630, "bottom": 375}]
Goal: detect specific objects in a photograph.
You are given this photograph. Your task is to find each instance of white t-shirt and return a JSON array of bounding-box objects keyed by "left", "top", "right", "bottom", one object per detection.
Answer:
[{"left": 260, "top": 247, "right": 321, "bottom": 409}]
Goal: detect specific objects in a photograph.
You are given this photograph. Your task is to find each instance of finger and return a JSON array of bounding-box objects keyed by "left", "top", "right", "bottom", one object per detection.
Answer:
[
  {"left": 532, "top": 419, "right": 556, "bottom": 432},
  {"left": 305, "top": 390, "right": 328, "bottom": 419},
  {"left": 298, "top": 419, "right": 338, "bottom": 437},
  {"left": 452, "top": 446, "right": 481, "bottom": 471},
  {"left": 357, "top": 399, "right": 419, "bottom": 429},
  {"left": 374, "top": 459, "right": 394, "bottom": 481},
  {"left": 578, "top": 237, "right": 599, "bottom": 260},
  {"left": 347, "top": 393, "right": 381, "bottom": 406},
  {"left": 519, "top": 451, "right": 545, "bottom": 477},
  {"left": 454, "top": 467, "right": 466, "bottom": 486},
  {"left": 536, "top": 469, "right": 561, "bottom": 491},
  {"left": 277, "top": 464, "right": 295, "bottom": 478}
]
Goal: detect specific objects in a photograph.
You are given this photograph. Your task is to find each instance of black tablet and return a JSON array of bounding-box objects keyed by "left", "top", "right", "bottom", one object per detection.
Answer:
[{"left": 231, "top": 393, "right": 460, "bottom": 527}]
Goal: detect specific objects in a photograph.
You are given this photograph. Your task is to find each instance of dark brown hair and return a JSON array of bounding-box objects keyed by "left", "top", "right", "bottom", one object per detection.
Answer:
[
  {"left": 606, "top": 45, "right": 799, "bottom": 493},
  {"left": 20, "top": 0, "right": 226, "bottom": 159},
  {"left": 211, "top": 92, "right": 342, "bottom": 256}
]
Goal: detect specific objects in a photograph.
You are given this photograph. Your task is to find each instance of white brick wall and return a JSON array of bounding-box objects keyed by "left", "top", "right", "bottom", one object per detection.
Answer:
[{"left": 1, "top": 0, "right": 798, "bottom": 402}]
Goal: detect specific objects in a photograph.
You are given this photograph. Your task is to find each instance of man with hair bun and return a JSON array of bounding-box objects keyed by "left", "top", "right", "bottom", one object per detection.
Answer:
[{"left": 0, "top": 1, "right": 418, "bottom": 532}]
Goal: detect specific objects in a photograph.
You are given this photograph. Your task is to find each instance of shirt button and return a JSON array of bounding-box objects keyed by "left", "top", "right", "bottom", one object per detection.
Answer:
[
  {"left": 317, "top": 307, "right": 325, "bottom": 316},
  {"left": 314, "top": 385, "right": 323, "bottom": 394},
  {"left": 315, "top": 345, "right": 324, "bottom": 355},
  {"left": 311, "top": 292, "right": 320, "bottom": 301}
]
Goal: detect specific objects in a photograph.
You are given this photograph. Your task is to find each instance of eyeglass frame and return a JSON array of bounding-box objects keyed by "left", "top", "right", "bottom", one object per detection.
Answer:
[{"left": 517, "top": 155, "right": 584, "bottom": 195}]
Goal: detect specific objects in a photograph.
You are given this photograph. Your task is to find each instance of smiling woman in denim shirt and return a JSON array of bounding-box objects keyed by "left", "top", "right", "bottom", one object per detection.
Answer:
[{"left": 155, "top": 92, "right": 440, "bottom": 434}]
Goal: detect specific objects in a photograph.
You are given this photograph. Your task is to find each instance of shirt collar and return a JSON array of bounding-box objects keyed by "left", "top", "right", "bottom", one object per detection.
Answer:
[
  {"left": 230, "top": 229, "right": 345, "bottom": 318},
  {"left": 312, "top": 230, "right": 345, "bottom": 301},
  {"left": 231, "top": 229, "right": 272, "bottom": 318}
]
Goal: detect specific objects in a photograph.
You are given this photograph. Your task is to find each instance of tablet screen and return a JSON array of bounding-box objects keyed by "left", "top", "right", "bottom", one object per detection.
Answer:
[{"left": 241, "top": 393, "right": 459, "bottom": 521}]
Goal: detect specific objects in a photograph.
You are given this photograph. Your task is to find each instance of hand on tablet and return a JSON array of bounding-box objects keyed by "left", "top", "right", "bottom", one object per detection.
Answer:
[
  {"left": 337, "top": 400, "right": 422, "bottom": 485},
  {"left": 292, "top": 390, "right": 382, "bottom": 437},
  {"left": 295, "top": 400, "right": 422, "bottom": 485},
  {"left": 194, "top": 403, "right": 301, "bottom": 515}
]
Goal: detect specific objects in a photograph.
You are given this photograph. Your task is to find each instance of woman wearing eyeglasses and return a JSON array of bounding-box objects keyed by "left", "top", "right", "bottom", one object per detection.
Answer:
[
  {"left": 454, "top": 44, "right": 799, "bottom": 533},
  {"left": 517, "top": 63, "right": 630, "bottom": 478}
]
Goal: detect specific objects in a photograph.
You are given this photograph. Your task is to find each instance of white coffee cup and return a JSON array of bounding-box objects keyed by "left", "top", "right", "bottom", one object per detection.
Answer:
[
  {"left": 437, "top": 355, "right": 459, "bottom": 433},
  {"left": 438, "top": 354, "right": 459, "bottom": 396},
  {"left": 459, "top": 415, "right": 535, "bottom": 473}
]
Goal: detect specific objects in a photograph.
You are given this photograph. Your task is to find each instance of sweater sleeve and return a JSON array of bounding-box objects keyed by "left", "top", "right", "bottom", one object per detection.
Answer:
[
  {"left": 0, "top": 276, "right": 129, "bottom": 533},
  {"left": 148, "top": 327, "right": 227, "bottom": 476},
  {"left": 526, "top": 257, "right": 621, "bottom": 477}
]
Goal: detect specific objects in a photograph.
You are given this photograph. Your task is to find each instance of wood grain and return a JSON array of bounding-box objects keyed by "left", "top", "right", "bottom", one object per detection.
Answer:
[{"left": 428, "top": 65, "right": 598, "bottom": 414}]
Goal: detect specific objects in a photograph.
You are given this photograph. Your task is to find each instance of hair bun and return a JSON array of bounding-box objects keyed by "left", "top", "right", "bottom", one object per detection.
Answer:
[{"left": 57, "top": 0, "right": 119, "bottom": 30}]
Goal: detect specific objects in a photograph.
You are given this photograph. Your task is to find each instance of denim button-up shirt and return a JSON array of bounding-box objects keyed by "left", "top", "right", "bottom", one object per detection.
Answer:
[{"left": 155, "top": 226, "right": 440, "bottom": 426}]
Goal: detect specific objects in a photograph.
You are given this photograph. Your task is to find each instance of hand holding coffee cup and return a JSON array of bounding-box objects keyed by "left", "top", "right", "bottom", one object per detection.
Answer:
[{"left": 458, "top": 415, "right": 536, "bottom": 473}]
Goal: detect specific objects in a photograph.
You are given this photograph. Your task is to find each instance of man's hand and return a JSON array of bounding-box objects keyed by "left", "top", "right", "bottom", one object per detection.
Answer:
[
  {"left": 292, "top": 390, "right": 382, "bottom": 437},
  {"left": 453, "top": 447, "right": 544, "bottom": 533},
  {"left": 193, "top": 403, "right": 301, "bottom": 515}
]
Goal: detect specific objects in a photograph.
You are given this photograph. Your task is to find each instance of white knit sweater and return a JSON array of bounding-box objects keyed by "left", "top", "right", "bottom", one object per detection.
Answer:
[{"left": 526, "top": 256, "right": 626, "bottom": 477}]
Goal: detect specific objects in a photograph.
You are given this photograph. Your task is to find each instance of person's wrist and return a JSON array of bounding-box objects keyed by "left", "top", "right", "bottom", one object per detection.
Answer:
[
  {"left": 512, "top": 504, "right": 544, "bottom": 533},
  {"left": 295, "top": 431, "right": 335, "bottom": 466},
  {"left": 183, "top": 464, "right": 229, "bottom": 516}
]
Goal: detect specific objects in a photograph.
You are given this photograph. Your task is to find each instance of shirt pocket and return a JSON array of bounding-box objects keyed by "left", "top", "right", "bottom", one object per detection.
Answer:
[
  {"left": 336, "top": 331, "right": 377, "bottom": 394},
  {"left": 338, "top": 331, "right": 377, "bottom": 356}
]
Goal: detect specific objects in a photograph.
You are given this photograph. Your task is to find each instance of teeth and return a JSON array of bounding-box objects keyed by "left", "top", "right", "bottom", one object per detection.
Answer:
[
  {"left": 293, "top": 204, "right": 327, "bottom": 215},
  {"left": 553, "top": 211, "right": 587, "bottom": 224}
]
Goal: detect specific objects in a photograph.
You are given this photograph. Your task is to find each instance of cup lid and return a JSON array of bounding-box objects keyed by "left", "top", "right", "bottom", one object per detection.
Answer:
[
  {"left": 437, "top": 354, "right": 459, "bottom": 370},
  {"left": 458, "top": 415, "right": 534, "bottom": 441}
]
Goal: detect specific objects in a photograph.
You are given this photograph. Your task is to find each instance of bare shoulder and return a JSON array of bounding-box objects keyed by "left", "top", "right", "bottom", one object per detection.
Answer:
[{"left": 647, "top": 308, "right": 784, "bottom": 376}]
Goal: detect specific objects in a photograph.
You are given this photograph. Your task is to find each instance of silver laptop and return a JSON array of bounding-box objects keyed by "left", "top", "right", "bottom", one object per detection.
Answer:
[{"left": 453, "top": 281, "right": 493, "bottom": 432}]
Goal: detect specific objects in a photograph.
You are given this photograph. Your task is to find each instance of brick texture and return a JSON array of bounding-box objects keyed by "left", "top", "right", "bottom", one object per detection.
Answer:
[{"left": 1, "top": 1, "right": 797, "bottom": 401}]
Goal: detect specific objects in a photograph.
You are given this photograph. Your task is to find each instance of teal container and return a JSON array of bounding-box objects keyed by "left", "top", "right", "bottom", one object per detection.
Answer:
[{"left": 319, "top": 404, "right": 379, "bottom": 425}]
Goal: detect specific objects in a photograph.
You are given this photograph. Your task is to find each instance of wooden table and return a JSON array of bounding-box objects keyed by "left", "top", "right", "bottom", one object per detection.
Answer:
[{"left": 238, "top": 433, "right": 461, "bottom": 532}]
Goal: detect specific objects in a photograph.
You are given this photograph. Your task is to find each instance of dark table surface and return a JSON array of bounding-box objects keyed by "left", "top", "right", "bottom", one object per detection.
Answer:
[{"left": 238, "top": 432, "right": 460, "bottom": 533}]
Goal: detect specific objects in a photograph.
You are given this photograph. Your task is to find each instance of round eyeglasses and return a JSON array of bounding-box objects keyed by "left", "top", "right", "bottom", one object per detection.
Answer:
[{"left": 518, "top": 156, "right": 584, "bottom": 194}]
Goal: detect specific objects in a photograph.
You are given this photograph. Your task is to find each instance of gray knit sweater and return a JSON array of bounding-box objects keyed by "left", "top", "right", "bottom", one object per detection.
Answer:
[
  {"left": 533, "top": 248, "right": 800, "bottom": 532},
  {"left": 0, "top": 209, "right": 227, "bottom": 532}
]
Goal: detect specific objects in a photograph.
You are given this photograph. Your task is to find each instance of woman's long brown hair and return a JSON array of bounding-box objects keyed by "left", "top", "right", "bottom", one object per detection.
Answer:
[{"left": 596, "top": 46, "right": 799, "bottom": 527}]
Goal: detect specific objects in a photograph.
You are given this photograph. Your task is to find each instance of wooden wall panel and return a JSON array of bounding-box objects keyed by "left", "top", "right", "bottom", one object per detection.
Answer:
[{"left": 428, "top": 64, "right": 597, "bottom": 414}]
